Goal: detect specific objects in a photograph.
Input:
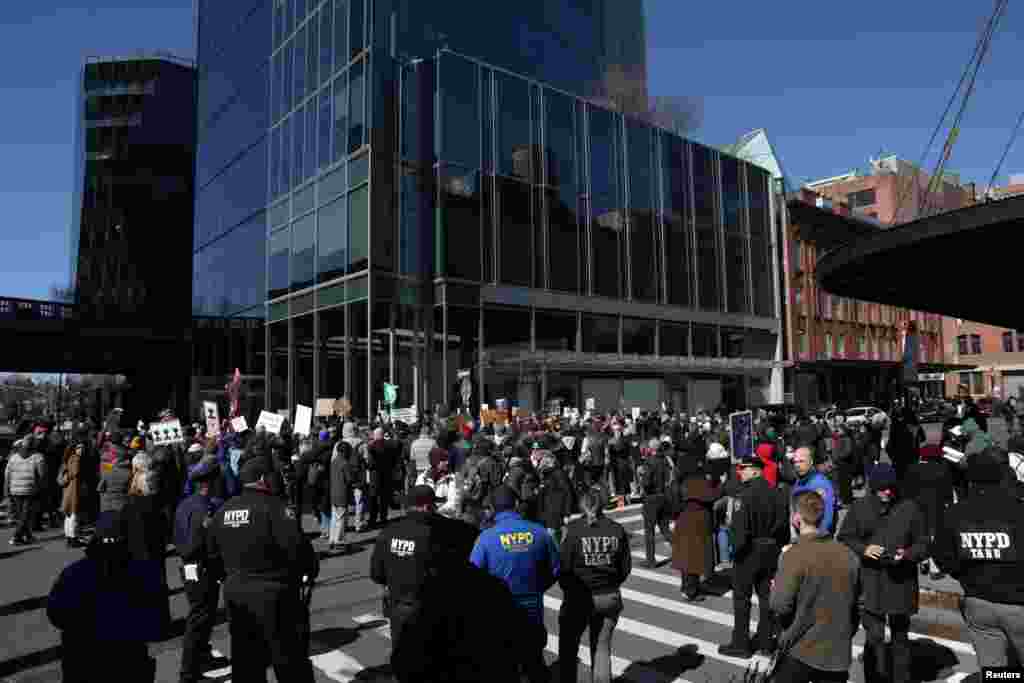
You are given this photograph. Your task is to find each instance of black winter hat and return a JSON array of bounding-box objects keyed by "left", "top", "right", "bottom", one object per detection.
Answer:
[
  {"left": 239, "top": 456, "right": 271, "bottom": 485},
  {"left": 491, "top": 485, "right": 519, "bottom": 513},
  {"left": 870, "top": 463, "right": 898, "bottom": 491},
  {"left": 968, "top": 450, "right": 1005, "bottom": 484}
]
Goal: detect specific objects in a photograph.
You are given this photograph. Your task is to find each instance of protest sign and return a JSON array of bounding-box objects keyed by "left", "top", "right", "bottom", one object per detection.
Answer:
[
  {"left": 149, "top": 419, "right": 184, "bottom": 446},
  {"left": 316, "top": 398, "right": 335, "bottom": 417},
  {"left": 585, "top": 397, "right": 596, "bottom": 411},
  {"left": 729, "top": 410, "right": 754, "bottom": 462},
  {"left": 336, "top": 397, "right": 352, "bottom": 417},
  {"left": 256, "top": 411, "right": 284, "bottom": 434},
  {"left": 231, "top": 416, "right": 249, "bottom": 433},
  {"left": 294, "top": 404, "right": 313, "bottom": 436},
  {"left": 631, "top": 407, "right": 641, "bottom": 420},
  {"left": 391, "top": 407, "right": 417, "bottom": 424}
]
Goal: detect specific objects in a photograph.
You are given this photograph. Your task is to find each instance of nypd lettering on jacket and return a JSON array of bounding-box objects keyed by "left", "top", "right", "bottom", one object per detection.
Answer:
[
  {"left": 959, "top": 530, "right": 1014, "bottom": 560},
  {"left": 500, "top": 531, "right": 535, "bottom": 552},
  {"left": 223, "top": 509, "right": 250, "bottom": 528},
  {"left": 390, "top": 538, "right": 416, "bottom": 557},
  {"left": 580, "top": 536, "right": 619, "bottom": 567}
]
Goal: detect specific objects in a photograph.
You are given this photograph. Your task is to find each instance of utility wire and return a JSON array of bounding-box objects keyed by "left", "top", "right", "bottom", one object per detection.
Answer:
[
  {"left": 918, "top": 0, "right": 1008, "bottom": 217},
  {"left": 986, "top": 107, "right": 1024, "bottom": 196},
  {"left": 890, "top": 0, "right": 1004, "bottom": 223}
]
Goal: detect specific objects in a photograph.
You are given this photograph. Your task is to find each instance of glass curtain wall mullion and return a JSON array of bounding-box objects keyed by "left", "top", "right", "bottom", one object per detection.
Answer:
[
  {"left": 621, "top": 115, "right": 632, "bottom": 301},
  {"left": 715, "top": 150, "right": 727, "bottom": 314},
  {"left": 741, "top": 163, "right": 755, "bottom": 317},
  {"left": 579, "top": 101, "right": 591, "bottom": 296}
]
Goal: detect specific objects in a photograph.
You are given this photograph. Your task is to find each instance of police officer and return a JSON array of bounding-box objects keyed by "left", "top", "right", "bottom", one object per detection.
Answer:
[
  {"left": 558, "top": 485, "right": 631, "bottom": 683},
  {"left": 719, "top": 455, "right": 790, "bottom": 659},
  {"left": 174, "top": 457, "right": 225, "bottom": 683},
  {"left": 370, "top": 485, "right": 477, "bottom": 649},
  {"left": 207, "top": 457, "right": 317, "bottom": 683},
  {"left": 933, "top": 448, "right": 1024, "bottom": 671},
  {"left": 471, "top": 485, "right": 560, "bottom": 683},
  {"left": 639, "top": 439, "right": 673, "bottom": 568}
]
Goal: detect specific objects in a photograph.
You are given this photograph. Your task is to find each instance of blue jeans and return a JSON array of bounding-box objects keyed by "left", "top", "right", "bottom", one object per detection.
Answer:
[
  {"left": 319, "top": 512, "right": 331, "bottom": 534},
  {"left": 717, "top": 526, "right": 734, "bottom": 564}
]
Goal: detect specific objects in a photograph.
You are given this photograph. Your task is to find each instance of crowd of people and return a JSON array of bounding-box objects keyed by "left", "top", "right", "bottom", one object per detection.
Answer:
[{"left": 5, "top": 395, "right": 1024, "bottom": 682}]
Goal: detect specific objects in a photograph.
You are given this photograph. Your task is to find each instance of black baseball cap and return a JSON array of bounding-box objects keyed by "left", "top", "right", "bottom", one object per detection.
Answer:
[
  {"left": 406, "top": 485, "right": 437, "bottom": 508},
  {"left": 238, "top": 457, "right": 271, "bottom": 485}
]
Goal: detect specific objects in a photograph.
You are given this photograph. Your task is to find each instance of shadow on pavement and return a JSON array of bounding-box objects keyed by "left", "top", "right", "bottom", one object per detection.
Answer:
[
  {"left": 352, "top": 663, "right": 394, "bottom": 681},
  {"left": 909, "top": 639, "right": 959, "bottom": 681},
  {"left": 309, "top": 626, "right": 361, "bottom": 657},
  {"left": 0, "top": 594, "right": 48, "bottom": 618},
  {"left": 313, "top": 571, "right": 366, "bottom": 590},
  {"left": 0, "top": 546, "right": 43, "bottom": 561},
  {"left": 620, "top": 644, "right": 705, "bottom": 682},
  {"left": 0, "top": 645, "right": 60, "bottom": 679}
]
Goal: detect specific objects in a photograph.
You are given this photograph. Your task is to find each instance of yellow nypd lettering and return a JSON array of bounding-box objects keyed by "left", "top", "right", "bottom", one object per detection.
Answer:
[{"left": 499, "top": 531, "right": 535, "bottom": 552}]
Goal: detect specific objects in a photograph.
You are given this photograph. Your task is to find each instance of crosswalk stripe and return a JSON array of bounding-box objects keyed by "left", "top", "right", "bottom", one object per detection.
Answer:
[
  {"left": 544, "top": 594, "right": 774, "bottom": 670},
  {"left": 309, "top": 651, "right": 371, "bottom": 682},
  {"left": 544, "top": 633, "right": 695, "bottom": 683}
]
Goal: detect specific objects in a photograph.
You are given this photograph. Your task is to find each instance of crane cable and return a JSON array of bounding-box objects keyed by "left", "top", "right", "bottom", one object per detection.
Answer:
[
  {"left": 890, "top": 0, "right": 1005, "bottom": 223},
  {"left": 918, "top": 0, "right": 1008, "bottom": 217},
  {"left": 986, "top": 109, "right": 1024, "bottom": 197}
]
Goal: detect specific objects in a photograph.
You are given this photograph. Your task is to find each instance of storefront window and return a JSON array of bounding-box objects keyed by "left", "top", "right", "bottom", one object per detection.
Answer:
[
  {"left": 660, "top": 321, "right": 689, "bottom": 357},
  {"left": 692, "top": 323, "right": 717, "bottom": 358},
  {"left": 582, "top": 314, "right": 618, "bottom": 354},
  {"left": 535, "top": 310, "right": 577, "bottom": 352},
  {"left": 622, "top": 318, "right": 656, "bottom": 355}
]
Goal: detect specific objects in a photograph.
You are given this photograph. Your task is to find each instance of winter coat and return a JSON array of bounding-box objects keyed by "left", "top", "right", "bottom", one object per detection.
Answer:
[
  {"left": 536, "top": 467, "right": 574, "bottom": 530},
  {"left": 61, "top": 447, "right": 82, "bottom": 515},
  {"left": 120, "top": 494, "right": 170, "bottom": 565},
  {"left": 4, "top": 450, "right": 45, "bottom": 497},
  {"left": 754, "top": 442, "right": 778, "bottom": 487},
  {"left": 670, "top": 475, "right": 720, "bottom": 576},
  {"left": 301, "top": 444, "right": 332, "bottom": 513},
  {"left": 330, "top": 441, "right": 353, "bottom": 508},
  {"left": 98, "top": 459, "right": 133, "bottom": 513},
  {"left": 962, "top": 418, "right": 993, "bottom": 458},
  {"left": 836, "top": 494, "right": 928, "bottom": 615},
  {"left": 901, "top": 459, "right": 954, "bottom": 536}
]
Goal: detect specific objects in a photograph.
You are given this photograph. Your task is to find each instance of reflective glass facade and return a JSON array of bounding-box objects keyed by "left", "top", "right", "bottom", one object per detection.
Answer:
[{"left": 194, "top": 0, "right": 779, "bottom": 419}]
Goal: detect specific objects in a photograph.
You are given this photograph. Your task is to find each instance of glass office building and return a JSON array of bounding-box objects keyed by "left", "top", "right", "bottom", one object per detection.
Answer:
[{"left": 194, "top": 0, "right": 781, "bottom": 419}]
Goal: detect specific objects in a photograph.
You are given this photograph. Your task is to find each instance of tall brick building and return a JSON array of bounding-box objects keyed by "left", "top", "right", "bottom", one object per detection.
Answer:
[{"left": 943, "top": 318, "right": 1024, "bottom": 401}]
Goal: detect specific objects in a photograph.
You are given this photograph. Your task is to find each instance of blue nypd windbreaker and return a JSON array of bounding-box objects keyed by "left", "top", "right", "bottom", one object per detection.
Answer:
[
  {"left": 791, "top": 470, "right": 836, "bottom": 534},
  {"left": 470, "top": 511, "right": 560, "bottom": 623}
]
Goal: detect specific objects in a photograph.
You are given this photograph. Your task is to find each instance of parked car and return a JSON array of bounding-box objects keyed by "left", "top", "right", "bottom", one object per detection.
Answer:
[
  {"left": 976, "top": 397, "right": 994, "bottom": 417},
  {"left": 844, "top": 406, "right": 887, "bottom": 426}
]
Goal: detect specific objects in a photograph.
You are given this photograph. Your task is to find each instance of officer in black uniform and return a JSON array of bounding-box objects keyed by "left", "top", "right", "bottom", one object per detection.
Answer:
[
  {"left": 933, "top": 449, "right": 1024, "bottom": 671},
  {"left": 370, "top": 485, "right": 477, "bottom": 649},
  {"left": 719, "top": 455, "right": 790, "bottom": 659},
  {"left": 174, "top": 458, "right": 224, "bottom": 683},
  {"left": 207, "top": 457, "right": 318, "bottom": 683},
  {"left": 640, "top": 439, "right": 673, "bottom": 568}
]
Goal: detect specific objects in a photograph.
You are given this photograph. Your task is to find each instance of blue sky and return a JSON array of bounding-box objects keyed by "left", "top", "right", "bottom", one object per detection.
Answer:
[{"left": 1, "top": 0, "right": 1022, "bottom": 302}]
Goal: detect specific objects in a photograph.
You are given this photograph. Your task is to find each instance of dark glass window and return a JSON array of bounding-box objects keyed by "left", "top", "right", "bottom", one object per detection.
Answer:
[
  {"left": 281, "top": 38, "right": 293, "bottom": 115},
  {"left": 498, "top": 177, "right": 532, "bottom": 287},
  {"left": 720, "top": 326, "right": 746, "bottom": 359},
  {"left": 295, "top": 0, "right": 306, "bottom": 24},
  {"left": 957, "top": 335, "right": 968, "bottom": 355},
  {"left": 546, "top": 93, "right": 577, "bottom": 293},
  {"left": 269, "top": 321, "right": 288, "bottom": 412},
  {"left": 660, "top": 321, "right": 689, "bottom": 357},
  {"left": 333, "top": 75, "right": 348, "bottom": 163},
  {"left": 292, "top": 214, "right": 315, "bottom": 290},
  {"left": 294, "top": 25, "right": 307, "bottom": 104},
  {"left": 319, "top": 3, "right": 333, "bottom": 86},
  {"left": 745, "top": 329, "right": 777, "bottom": 360},
  {"left": 848, "top": 189, "right": 876, "bottom": 209},
  {"left": 400, "top": 169, "right": 430, "bottom": 276},
  {"left": 627, "top": 122, "right": 658, "bottom": 301},
  {"left": 293, "top": 314, "right": 315, "bottom": 408},
  {"left": 747, "top": 165, "right": 773, "bottom": 317},
  {"left": 440, "top": 166, "right": 481, "bottom": 281},
  {"left": 348, "top": 59, "right": 364, "bottom": 153},
  {"left": 280, "top": 116, "right": 292, "bottom": 192},
  {"left": 307, "top": 12, "right": 318, "bottom": 90},
  {"left": 663, "top": 136, "right": 692, "bottom": 307},
  {"left": 582, "top": 314, "right": 619, "bottom": 354},
  {"left": 722, "top": 156, "right": 749, "bottom": 314},
  {"left": 318, "top": 195, "right": 347, "bottom": 282},
  {"left": 692, "top": 323, "right": 717, "bottom": 357},
  {"left": 348, "top": 184, "right": 369, "bottom": 272},
  {"left": 349, "top": 0, "right": 364, "bottom": 57},
  {"left": 274, "top": 0, "right": 285, "bottom": 50},
  {"left": 971, "top": 334, "right": 982, "bottom": 355},
  {"left": 193, "top": 213, "right": 266, "bottom": 316},
  {"left": 270, "top": 124, "right": 281, "bottom": 199},
  {"left": 622, "top": 318, "right": 655, "bottom": 355},
  {"left": 439, "top": 55, "right": 479, "bottom": 169},
  {"left": 293, "top": 104, "right": 305, "bottom": 186},
  {"left": 1002, "top": 332, "right": 1012, "bottom": 353},
  {"left": 693, "top": 144, "right": 721, "bottom": 311},
  {"left": 284, "top": 0, "right": 294, "bottom": 37},
  {"left": 334, "top": 0, "right": 348, "bottom": 73},
  {"left": 318, "top": 88, "right": 332, "bottom": 169},
  {"left": 269, "top": 229, "right": 290, "bottom": 299},
  {"left": 304, "top": 100, "right": 316, "bottom": 180},
  {"left": 318, "top": 304, "right": 345, "bottom": 401},
  {"left": 496, "top": 73, "right": 531, "bottom": 181},
  {"left": 1018, "top": 333, "right": 1024, "bottom": 352},
  {"left": 535, "top": 310, "right": 577, "bottom": 352},
  {"left": 484, "top": 306, "right": 531, "bottom": 352},
  {"left": 589, "top": 108, "right": 620, "bottom": 299},
  {"left": 349, "top": 301, "right": 368, "bottom": 417},
  {"left": 271, "top": 51, "right": 282, "bottom": 123}
]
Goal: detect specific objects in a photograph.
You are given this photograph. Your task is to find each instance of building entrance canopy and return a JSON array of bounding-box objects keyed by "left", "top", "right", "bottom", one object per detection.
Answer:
[{"left": 816, "top": 194, "right": 1024, "bottom": 329}]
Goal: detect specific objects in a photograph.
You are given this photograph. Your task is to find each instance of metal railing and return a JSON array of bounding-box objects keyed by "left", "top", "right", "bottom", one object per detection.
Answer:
[{"left": 0, "top": 297, "right": 76, "bottom": 322}]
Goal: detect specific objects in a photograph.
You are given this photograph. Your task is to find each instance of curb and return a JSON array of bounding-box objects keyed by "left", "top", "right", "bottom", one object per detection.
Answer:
[{"left": 919, "top": 589, "right": 962, "bottom": 612}]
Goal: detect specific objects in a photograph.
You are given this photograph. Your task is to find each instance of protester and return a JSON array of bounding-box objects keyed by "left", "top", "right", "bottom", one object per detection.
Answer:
[
  {"left": 770, "top": 491, "right": 860, "bottom": 683},
  {"left": 640, "top": 439, "right": 673, "bottom": 568},
  {"left": 790, "top": 447, "right": 836, "bottom": 536},
  {"left": 60, "top": 442, "right": 85, "bottom": 548},
  {"left": 670, "top": 458, "right": 719, "bottom": 603},
  {"left": 4, "top": 437, "right": 46, "bottom": 545}
]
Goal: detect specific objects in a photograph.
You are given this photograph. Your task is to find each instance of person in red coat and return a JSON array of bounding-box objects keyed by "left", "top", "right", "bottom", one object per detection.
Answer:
[{"left": 755, "top": 437, "right": 778, "bottom": 488}]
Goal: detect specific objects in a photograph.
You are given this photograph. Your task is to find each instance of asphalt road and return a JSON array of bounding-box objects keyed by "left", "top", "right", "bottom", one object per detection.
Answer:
[{"left": 0, "top": 501, "right": 980, "bottom": 683}]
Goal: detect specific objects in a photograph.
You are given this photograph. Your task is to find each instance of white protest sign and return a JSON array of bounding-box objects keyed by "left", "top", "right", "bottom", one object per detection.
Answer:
[
  {"left": 277, "top": 409, "right": 290, "bottom": 419},
  {"left": 149, "top": 419, "right": 184, "bottom": 446},
  {"left": 943, "top": 446, "right": 965, "bottom": 464},
  {"left": 231, "top": 416, "right": 249, "bottom": 433},
  {"left": 203, "top": 401, "right": 219, "bottom": 422},
  {"left": 256, "top": 411, "right": 284, "bottom": 434},
  {"left": 585, "top": 397, "right": 596, "bottom": 411},
  {"left": 391, "top": 407, "right": 418, "bottom": 424},
  {"left": 316, "top": 398, "right": 335, "bottom": 417},
  {"left": 206, "top": 417, "right": 221, "bottom": 438},
  {"left": 632, "top": 407, "right": 641, "bottom": 420},
  {"left": 294, "top": 404, "right": 313, "bottom": 436}
]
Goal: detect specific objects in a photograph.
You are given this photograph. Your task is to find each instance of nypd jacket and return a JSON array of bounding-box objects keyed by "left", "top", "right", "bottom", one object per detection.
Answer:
[
  {"left": 206, "top": 486, "right": 316, "bottom": 586},
  {"left": 370, "top": 511, "right": 478, "bottom": 604},
  {"left": 470, "top": 511, "right": 560, "bottom": 599},
  {"left": 731, "top": 476, "right": 790, "bottom": 560},
  {"left": 559, "top": 516, "right": 631, "bottom": 596},
  {"left": 933, "top": 485, "right": 1024, "bottom": 605},
  {"left": 791, "top": 471, "right": 836, "bottom": 535}
]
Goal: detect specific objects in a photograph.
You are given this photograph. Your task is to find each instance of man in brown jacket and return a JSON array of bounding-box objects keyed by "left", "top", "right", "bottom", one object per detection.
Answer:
[{"left": 770, "top": 490, "right": 860, "bottom": 682}]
